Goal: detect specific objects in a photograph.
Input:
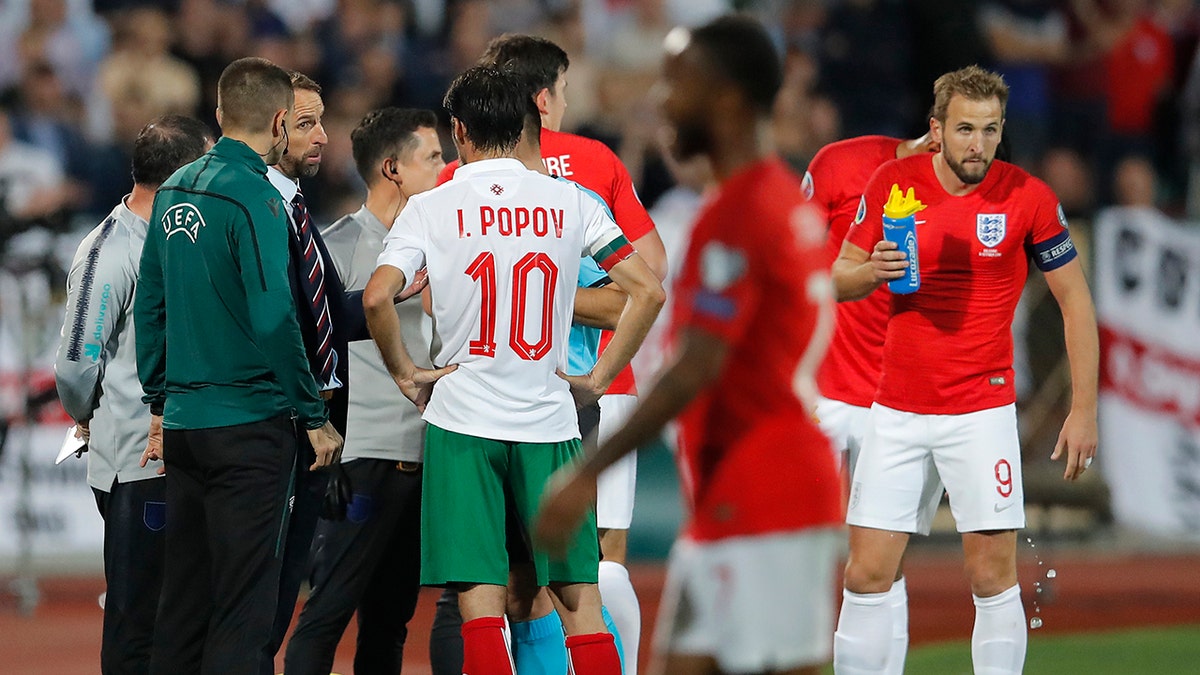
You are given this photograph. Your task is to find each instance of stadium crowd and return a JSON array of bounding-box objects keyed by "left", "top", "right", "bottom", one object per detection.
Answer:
[{"left": 2, "top": 0, "right": 1200, "bottom": 240}]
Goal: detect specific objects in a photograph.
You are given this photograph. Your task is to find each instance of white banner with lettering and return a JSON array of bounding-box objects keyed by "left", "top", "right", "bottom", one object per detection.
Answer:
[
  {"left": 0, "top": 267, "right": 103, "bottom": 566},
  {"left": 0, "top": 423, "right": 103, "bottom": 561},
  {"left": 1094, "top": 206, "right": 1200, "bottom": 537}
]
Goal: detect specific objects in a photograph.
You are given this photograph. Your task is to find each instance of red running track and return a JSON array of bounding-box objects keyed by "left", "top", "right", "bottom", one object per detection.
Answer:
[{"left": 2, "top": 549, "right": 1199, "bottom": 674}]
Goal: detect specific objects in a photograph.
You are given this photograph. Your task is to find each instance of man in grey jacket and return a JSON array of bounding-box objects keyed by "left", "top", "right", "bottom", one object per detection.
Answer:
[
  {"left": 283, "top": 106, "right": 442, "bottom": 675},
  {"left": 54, "top": 114, "right": 212, "bottom": 675}
]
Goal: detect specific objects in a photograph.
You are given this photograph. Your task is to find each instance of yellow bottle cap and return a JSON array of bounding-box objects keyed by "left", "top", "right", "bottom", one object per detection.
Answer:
[{"left": 883, "top": 183, "right": 927, "bottom": 220}]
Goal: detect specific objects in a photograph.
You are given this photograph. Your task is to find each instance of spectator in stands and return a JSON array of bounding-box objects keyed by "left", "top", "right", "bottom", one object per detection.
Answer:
[
  {"left": 98, "top": 6, "right": 201, "bottom": 132},
  {"left": 1104, "top": 3, "right": 1175, "bottom": 162},
  {"left": 0, "top": 104, "right": 70, "bottom": 233},
  {"left": 8, "top": 62, "right": 86, "bottom": 173},
  {"left": 267, "top": 0, "right": 336, "bottom": 35},
  {"left": 906, "top": 0, "right": 992, "bottom": 118},
  {"left": 0, "top": 0, "right": 110, "bottom": 103},
  {"left": 818, "top": 0, "right": 919, "bottom": 137},
  {"left": 979, "top": 0, "right": 1071, "bottom": 168},
  {"left": 1113, "top": 154, "right": 1161, "bottom": 209},
  {"left": 775, "top": 46, "right": 841, "bottom": 174},
  {"left": 173, "top": 0, "right": 252, "bottom": 133},
  {"left": 533, "top": 5, "right": 601, "bottom": 131},
  {"left": 1039, "top": 146, "right": 1097, "bottom": 218},
  {"left": 1049, "top": 0, "right": 1130, "bottom": 163}
]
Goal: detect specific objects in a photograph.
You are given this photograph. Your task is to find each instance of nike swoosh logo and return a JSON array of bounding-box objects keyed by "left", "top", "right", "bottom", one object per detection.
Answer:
[{"left": 994, "top": 502, "right": 1015, "bottom": 513}]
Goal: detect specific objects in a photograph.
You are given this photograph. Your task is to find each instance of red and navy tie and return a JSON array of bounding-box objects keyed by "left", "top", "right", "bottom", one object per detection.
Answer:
[{"left": 292, "top": 191, "right": 336, "bottom": 387}]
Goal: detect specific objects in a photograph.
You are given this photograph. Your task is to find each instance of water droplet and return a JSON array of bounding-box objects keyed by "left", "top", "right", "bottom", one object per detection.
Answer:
[
  {"left": 1026, "top": 535, "right": 1048, "bottom": 627},
  {"left": 1046, "top": 569, "right": 1057, "bottom": 578}
]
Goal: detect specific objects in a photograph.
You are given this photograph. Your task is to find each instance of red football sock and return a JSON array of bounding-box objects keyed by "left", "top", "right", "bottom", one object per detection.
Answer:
[
  {"left": 462, "top": 616, "right": 515, "bottom": 675},
  {"left": 565, "top": 632, "right": 621, "bottom": 675}
]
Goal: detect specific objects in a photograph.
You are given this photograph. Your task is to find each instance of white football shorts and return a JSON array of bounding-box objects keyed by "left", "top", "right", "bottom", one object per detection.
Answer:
[
  {"left": 848, "top": 403, "right": 1023, "bottom": 534},
  {"left": 596, "top": 393, "right": 638, "bottom": 530},
  {"left": 655, "top": 528, "right": 840, "bottom": 671},
  {"left": 815, "top": 396, "right": 870, "bottom": 476}
]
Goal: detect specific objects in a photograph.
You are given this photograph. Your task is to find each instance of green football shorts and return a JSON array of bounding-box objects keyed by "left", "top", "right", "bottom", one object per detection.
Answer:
[{"left": 421, "top": 424, "right": 600, "bottom": 587}]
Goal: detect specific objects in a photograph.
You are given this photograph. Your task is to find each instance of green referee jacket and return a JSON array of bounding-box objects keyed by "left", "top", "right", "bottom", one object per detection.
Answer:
[{"left": 134, "top": 137, "right": 328, "bottom": 431}]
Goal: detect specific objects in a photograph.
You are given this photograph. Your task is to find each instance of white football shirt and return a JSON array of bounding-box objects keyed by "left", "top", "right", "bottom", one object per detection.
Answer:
[{"left": 377, "top": 158, "right": 633, "bottom": 442}]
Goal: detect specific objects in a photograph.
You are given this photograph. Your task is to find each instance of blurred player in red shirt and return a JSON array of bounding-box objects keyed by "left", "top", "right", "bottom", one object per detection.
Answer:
[
  {"left": 831, "top": 66, "right": 1098, "bottom": 675},
  {"left": 806, "top": 132, "right": 937, "bottom": 675},
  {"left": 438, "top": 34, "right": 668, "bottom": 669},
  {"left": 538, "top": 15, "right": 843, "bottom": 675}
]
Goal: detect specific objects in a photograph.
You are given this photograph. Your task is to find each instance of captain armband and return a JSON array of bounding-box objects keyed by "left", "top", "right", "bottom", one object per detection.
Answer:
[{"left": 1031, "top": 230, "right": 1077, "bottom": 272}]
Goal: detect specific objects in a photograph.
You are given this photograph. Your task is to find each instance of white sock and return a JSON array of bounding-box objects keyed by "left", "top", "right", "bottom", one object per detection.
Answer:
[
  {"left": 885, "top": 577, "right": 909, "bottom": 675},
  {"left": 834, "top": 588, "right": 892, "bottom": 675},
  {"left": 597, "top": 560, "right": 640, "bottom": 675},
  {"left": 972, "top": 585, "right": 1027, "bottom": 675}
]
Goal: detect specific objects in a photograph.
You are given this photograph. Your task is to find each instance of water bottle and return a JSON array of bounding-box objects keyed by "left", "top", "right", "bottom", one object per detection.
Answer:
[
  {"left": 881, "top": 184, "right": 926, "bottom": 295},
  {"left": 883, "top": 213, "right": 920, "bottom": 294}
]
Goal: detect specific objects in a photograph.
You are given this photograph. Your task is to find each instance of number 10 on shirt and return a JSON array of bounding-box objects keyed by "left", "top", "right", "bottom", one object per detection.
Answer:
[{"left": 465, "top": 251, "right": 559, "bottom": 361}]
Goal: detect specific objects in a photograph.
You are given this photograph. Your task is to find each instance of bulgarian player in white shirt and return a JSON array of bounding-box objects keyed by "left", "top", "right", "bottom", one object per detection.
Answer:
[{"left": 364, "top": 66, "right": 664, "bottom": 675}]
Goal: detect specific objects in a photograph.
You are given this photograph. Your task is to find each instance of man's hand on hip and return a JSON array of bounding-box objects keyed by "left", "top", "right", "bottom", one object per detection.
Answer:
[{"left": 394, "top": 364, "right": 458, "bottom": 413}]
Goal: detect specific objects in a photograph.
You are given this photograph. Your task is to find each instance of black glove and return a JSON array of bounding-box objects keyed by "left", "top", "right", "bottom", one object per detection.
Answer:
[{"left": 321, "top": 462, "right": 353, "bottom": 521}]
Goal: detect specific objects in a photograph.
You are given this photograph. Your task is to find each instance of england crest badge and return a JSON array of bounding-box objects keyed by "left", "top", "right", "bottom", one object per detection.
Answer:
[{"left": 977, "top": 213, "right": 1006, "bottom": 248}]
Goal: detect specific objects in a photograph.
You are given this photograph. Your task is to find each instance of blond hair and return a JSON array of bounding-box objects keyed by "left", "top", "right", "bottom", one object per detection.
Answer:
[{"left": 932, "top": 65, "right": 1008, "bottom": 123}]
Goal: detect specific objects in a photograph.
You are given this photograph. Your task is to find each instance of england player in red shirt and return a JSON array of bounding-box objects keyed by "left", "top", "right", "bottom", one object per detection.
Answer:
[
  {"left": 810, "top": 134, "right": 937, "bottom": 436},
  {"left": 807, "top": 133, "right": 938, "bottom": 675},
  {"left": 439, "top": 35, "right": 668, "bottom": 668},
  {"left": 830, "top": 66, "right": 1098, "bottom": 675},
  {"left": 538, "top": 16, "right": 843, "bottom": 675}
]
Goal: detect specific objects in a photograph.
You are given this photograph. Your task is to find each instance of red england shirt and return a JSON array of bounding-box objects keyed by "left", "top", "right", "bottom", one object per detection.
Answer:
[
  {"left": 440, "top": 128, "right": 657, "bottom": 396},
  {"left": 846, "top": 155, "right": 1077, "bottom": 414},
  {"left": 806, "top": 135, "right": 901, "bottom": 407},
  {"left": 672, "top": 157, "right": 842, "bottom": 541}
]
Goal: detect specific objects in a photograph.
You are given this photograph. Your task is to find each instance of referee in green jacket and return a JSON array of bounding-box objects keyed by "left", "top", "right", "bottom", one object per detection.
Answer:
[{"left": 133, "top": 57, "right": 343, "bottom": 675}]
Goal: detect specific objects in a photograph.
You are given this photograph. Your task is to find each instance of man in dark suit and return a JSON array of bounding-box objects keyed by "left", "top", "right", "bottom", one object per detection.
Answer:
[
  {"left": 267, "top": 71, "right": 429, "bottom": 654},
  {"left": 264, "top": 71, "right": 365, "bottom": 655}
]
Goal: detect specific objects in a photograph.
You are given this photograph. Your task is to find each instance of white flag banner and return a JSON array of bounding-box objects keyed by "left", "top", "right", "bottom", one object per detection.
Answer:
[
  {"left": 0, "top": 268, "right": 103, "bottom": 566},
  {"left": 0, "top": 423, "right": 104, "bottom": 561},
  {"left": 1094, "top": 206, "right": 1200, "bottom": 537}
]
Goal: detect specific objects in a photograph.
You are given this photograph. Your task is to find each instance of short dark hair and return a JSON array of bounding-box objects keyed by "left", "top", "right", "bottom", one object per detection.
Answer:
[
  {"left": 350, "top": 107, "right": 439, "bottom": 184},
  {"left": 443, "top": 66, "right": 528, "bottom": 156},
  {"left": 216, "top": 57, "right": 293, "bottom": 133},
  {"left": 289, "top": 70, "right": 322, "bottom": 95},
  {"left": 689, "top": 15, "right": 782, "bottom": 115},
  {"left": 131, "top": 115, "right": 213, "bottom": 186},
  {"left": 478, "top": 34, "right": 569, "bottom": 96}
]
